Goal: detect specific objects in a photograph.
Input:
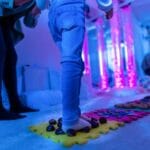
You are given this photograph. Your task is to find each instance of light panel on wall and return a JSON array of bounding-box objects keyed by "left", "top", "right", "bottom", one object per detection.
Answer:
[{"left": 110, "top": 0, "right": 125, "bottom": 88}]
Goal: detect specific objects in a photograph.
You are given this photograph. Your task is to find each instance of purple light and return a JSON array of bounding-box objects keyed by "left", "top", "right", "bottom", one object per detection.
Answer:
[
  {"left": 96, "top": 18, "right": 109, "bottom": 89},
  {"left": 121, "top": 5, "right": 137, "bottom": 87},
  {"left": 110, "top": 0, "right": 125, "bottom": 88}
]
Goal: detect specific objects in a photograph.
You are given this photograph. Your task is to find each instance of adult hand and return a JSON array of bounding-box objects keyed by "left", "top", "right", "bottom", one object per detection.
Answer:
[
  {"left": 14, "top": 0, "right": 31, "bottom": 7},
  {"left": 105, "top": 8, "right": 113, "bottom": 20},
  {"left": 31, "top": 5, "right": 41, "bottom": 16},
  {"left": 23, "top": 5, "right": 41, "bottom": 28}
]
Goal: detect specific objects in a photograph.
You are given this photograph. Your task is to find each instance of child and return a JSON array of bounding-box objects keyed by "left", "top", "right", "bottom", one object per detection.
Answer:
[{"left": 36, "top": 0, "right": 113, "bottom": 132}]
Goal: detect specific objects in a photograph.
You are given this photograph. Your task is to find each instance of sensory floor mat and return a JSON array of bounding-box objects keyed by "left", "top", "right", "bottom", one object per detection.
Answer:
[
  {"left": 30, "top": 120, "right": 122, "bottom": 147},
  {"left": 115, "top": 96, "right": 150, "bottom": 110},
  {"left": 82, "top": 108, "right": 150, "bottom": 123},
  {"left": 29, "top": 107, "right": 150, "bottom": 147}
]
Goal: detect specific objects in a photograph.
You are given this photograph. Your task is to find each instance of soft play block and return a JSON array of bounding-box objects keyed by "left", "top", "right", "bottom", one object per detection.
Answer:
[{"left": 29, "top": 121, "right": 123, "bottom": 147}]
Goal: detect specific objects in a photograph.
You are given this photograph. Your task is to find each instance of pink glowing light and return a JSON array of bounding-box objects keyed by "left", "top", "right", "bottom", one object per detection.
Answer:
[
  {"left": 110, "top": 0, "right": 125, "bottom": 88},
  {"left": 121, "top": 5, "right": 137, "bottom": 87},
  {"left": 82, "top": 31, "right": 90, "bottom": 74},
  {"left": 96, "top": 18, "right": 109, "bottom": 89}
]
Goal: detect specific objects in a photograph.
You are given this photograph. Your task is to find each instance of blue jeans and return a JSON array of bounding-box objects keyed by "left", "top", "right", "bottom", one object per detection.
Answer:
[{"left": 48, "top": 2, "right": 85, "bottom": 126}]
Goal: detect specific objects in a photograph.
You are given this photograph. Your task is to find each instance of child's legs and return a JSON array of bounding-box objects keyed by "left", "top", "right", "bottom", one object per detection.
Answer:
[
  {"left": 49, "top": 3, "right": 85, "bottom": 126},
  {"left": 61, "top": 28, "right": 85, "bottom": 126},
  {"left": 57, "top": 4, "right": 85, "bottom": 126}
]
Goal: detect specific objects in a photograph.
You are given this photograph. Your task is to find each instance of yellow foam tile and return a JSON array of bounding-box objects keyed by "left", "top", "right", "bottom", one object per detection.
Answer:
[{"left": 29, "top": 121, "right": 124, "bottom": 147}]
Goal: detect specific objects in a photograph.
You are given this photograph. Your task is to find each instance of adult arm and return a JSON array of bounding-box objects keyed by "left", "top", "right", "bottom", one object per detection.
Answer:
[
  {"left": 0, "top": 0, "right": 14, "bottom": 8},
  {"left": 0, "top": 0, "right": 32, "bottom": 8}
]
